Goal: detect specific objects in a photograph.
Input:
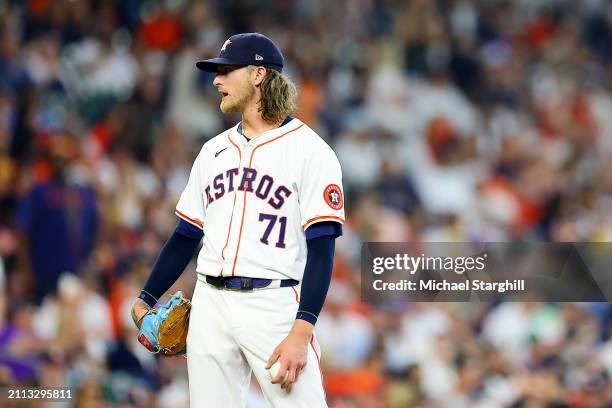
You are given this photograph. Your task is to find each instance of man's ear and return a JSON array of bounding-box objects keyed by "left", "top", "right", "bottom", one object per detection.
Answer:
[{"left": 252, "top": 66, "right": 267, "bottom": 86}]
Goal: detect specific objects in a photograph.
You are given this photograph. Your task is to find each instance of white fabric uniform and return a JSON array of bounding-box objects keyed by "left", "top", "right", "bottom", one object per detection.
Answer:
[{"left": 176, "top": 118, "right": 345, "bottom": 407}]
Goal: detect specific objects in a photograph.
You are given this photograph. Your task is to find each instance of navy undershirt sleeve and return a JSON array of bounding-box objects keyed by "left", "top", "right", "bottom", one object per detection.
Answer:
[
  {"left": 305, "top": 221, "right": 343, "bottom": 240},
  {"left": 138, "top": 220, "right": 203, "bottom": 307},
  {"left": 296, "top": 222, "right": 341, "bottom": 325},
  {"left": 176, "top": 218, "right": 205, "bottom": 239}
]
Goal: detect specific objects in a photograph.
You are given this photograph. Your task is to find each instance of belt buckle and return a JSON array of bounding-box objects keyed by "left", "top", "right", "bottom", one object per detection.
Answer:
[
  {"left": 223, "top": 277, "right": 253, "bottom": 291},
  {"left": 241, "top": 278, "right": 253, "bottom": 291}
]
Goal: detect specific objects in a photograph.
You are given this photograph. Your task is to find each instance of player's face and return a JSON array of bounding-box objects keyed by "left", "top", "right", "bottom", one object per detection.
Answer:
[{"left": 213, "top": 65, "right": 256, "bottom": 114}]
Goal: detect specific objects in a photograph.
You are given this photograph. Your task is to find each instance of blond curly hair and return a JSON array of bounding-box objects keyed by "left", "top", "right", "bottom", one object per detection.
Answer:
[{"left": 249, "top": 66, "right": 298, "bottom": 124}]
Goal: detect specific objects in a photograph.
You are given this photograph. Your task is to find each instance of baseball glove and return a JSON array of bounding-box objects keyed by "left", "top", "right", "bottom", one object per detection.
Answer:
[{"left": 137, "top": 291, "right": 191, "bottom": 356}]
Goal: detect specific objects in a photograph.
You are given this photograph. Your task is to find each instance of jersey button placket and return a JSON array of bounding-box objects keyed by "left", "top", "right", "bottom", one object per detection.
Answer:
[
  {"left": 221, "top": 134, "right": 245, "bottom": 276},
  {"left": 230, "top": 138, "right": 251, "bottom": 276}
]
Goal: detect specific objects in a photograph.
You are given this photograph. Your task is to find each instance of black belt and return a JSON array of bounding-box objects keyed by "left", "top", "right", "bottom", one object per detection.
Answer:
[{"left": 205, "top": 275, "right": 299, "bottom": 291}]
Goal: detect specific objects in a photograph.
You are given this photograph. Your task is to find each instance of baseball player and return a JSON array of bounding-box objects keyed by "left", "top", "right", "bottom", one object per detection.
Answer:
[{"left": 131, "top": 33, "right": 344, "bottom": 407}]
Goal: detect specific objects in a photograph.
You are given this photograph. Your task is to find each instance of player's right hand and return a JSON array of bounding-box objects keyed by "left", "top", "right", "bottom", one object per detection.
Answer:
[
  {"left": 266, "top": 320, "right": 313, "bottom": 390},
  {"left": 131, "top": 298, "right": 151, "bottom": 329}
]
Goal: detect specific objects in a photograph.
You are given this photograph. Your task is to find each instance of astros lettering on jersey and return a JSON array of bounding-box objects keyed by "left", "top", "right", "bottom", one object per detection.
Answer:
[{"left": 175, "top": 117, "right": 345, "bottom": 281}]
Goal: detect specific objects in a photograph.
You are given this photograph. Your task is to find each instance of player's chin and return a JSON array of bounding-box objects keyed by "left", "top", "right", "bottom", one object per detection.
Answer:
[{"left": 220, "top": 100, "right": 237, "bottom": 113}]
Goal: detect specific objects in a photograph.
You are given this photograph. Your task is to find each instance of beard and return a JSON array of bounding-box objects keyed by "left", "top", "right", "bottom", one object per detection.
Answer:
[{"left": 220, "top": 84, "right": 256, "bottom": 113}]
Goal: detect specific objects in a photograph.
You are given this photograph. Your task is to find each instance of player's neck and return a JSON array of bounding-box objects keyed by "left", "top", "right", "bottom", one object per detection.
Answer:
[{"left": 241, "top": 103, "right": 282, "bottom": 140}]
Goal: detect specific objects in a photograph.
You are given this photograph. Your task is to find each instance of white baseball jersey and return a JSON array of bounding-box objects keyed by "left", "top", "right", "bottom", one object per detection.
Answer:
[{"left": 175, "top": 117, "right": 345, "bottom": 281}]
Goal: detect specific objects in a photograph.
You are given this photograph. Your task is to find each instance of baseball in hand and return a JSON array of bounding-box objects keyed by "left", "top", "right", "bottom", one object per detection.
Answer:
[{"left": 268, "top": 361, "right": 288, "bottom": 382}]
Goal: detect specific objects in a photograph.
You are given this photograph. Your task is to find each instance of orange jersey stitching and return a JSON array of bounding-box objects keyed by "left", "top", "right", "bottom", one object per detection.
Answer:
[
  {"left": 230, "top": 124, "right": 304, "bottom": 276},
  {"left": 175, "top": 209, "right": 204, "bottom": 228},
  {"left": 219, "top": 133, "right": 242, "bottom": 276},
  {"left": 303, "top": 215, "right": 345, "bottom": 230}
]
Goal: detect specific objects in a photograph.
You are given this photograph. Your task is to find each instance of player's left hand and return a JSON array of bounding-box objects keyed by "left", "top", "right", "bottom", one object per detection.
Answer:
[
  {"left": 131, "top": 298, "right": 150, "bottom": 328},
  {"left": 266, "top": 321, "right": 313, "bottom": 390}
]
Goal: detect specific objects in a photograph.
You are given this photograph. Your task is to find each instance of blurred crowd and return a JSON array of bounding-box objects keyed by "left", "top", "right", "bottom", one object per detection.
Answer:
[{"left": 1, "top": 0, "right": 612, "bottom": 406}]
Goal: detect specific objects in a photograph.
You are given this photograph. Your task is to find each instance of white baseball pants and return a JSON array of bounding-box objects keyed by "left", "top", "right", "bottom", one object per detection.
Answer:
[{"left": 186, "top": 277, "right": 328, "bottom": 407}]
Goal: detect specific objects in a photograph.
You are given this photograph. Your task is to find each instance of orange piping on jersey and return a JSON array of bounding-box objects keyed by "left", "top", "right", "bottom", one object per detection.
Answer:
[
  {"left": 175, "top": 210, "right": 203, "bottom": 228},
  {"left": 230, "top": 124, "right": 304, "bottom": 276},
  {"left": 230, "top": 181, "right": 249, "bottom": 277},
  {"left": 290, "top": 285, "right": 326, "bottom": 398},
  {"left": 310, "top": 335, "right": 325, "bottom": 398},
  {"left": 291, "top": 286, "right": 299, "bottom": 303},
  {"left": 303, "top": 215, "right": 345, "bottom": 230},
  {"left": 247, "top": 124, "right": 304, "bottom": 166},
  {"left": 219, "top": 133, "right": 242, "bottom": 277}
]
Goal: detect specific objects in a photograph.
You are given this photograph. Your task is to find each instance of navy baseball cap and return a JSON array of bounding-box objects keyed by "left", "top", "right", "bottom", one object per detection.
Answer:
[{"left": 196, "top": 33, "right": 284, "bottom": 72}]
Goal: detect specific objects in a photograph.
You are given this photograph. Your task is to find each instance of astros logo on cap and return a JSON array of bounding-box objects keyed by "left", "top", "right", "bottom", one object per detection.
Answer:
[{"left": 221, "top": 39, "right": 231, "bottom": 52}]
